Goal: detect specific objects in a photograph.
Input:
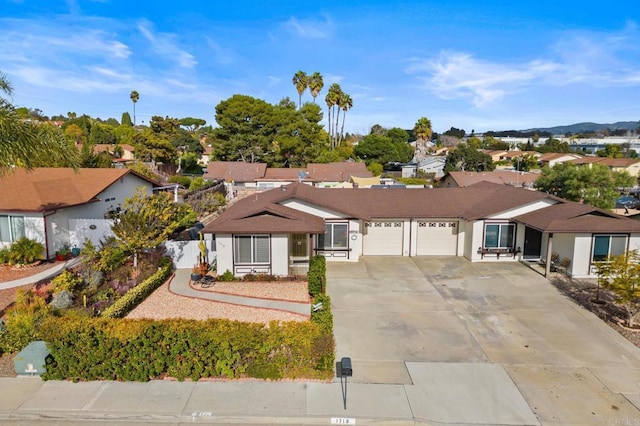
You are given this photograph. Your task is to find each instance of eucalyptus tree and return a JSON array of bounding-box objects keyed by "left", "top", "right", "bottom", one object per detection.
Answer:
[
  {"left": 292, "top": 71, "right": 308, "bottom": 109},
  {"left": 130, "top": 90, "right": 139, "bottom": 126},
  {"left": 308, "top": 72, "right": 324, "bottom": 103}
]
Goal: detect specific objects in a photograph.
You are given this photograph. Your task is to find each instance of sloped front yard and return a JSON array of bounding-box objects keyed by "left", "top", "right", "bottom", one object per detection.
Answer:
[{"left": 126, "top": 279, "right": 309, "bottom": 324}]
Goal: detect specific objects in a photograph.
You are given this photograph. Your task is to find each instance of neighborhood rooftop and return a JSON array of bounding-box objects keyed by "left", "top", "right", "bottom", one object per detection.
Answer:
[{"left": 0, "top": 168, "right": 158, "bottom": 212}]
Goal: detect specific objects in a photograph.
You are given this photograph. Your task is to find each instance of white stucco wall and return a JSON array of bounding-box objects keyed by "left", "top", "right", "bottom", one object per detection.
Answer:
[
  {"left": 70, "top": 177, "right": 154, "bottom": 220},
  {"left": 69, "top": 219, "right": 114, "bottom": 249},
  {"left": 347, "top": 219, "right": 362, "bottom": 261},
  {"left": 489, "top": 199, "right": 557, "bottom": 219},
  {"left": 551, "top": 232, "right": 575, "bottom": 274},
  {"left": 466, "top": 221, "right": 486, "bottom": 261},
  {"left": 570, "top": 233, "right": 592, "bottom": 278},
  {"left": 215, "top": 234, "right": 233, "bottom": 275},
  {"left": 271, "top": 234, "right": 289, "bottom": 276},
  {"left": 280, "top": 200, "right": 349, "bottom": 219}
]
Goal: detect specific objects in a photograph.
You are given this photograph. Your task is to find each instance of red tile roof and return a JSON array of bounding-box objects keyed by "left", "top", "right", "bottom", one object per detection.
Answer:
[{"left": 0, "top": 168, "right": 159, "bottom": 212}]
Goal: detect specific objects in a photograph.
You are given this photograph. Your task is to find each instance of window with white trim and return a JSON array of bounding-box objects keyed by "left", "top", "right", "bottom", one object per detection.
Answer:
[
  {"left": 592, "top": 235, "right": 627, "bottom": 262},
  {"left": 484, "top": 223, "right": 515, "bottom": 249},
  {"left": 317, "top": 223, "right": 348, "bottom": 250},
  {"left": 0, "top": 215, "right": 25, "bottom": 243},
  {"left": 234, "top": 235, "right": 270, "bottom": 264}
]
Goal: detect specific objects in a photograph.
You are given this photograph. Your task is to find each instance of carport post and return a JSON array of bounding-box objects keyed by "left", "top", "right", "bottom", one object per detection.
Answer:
[{"left": 545, "top": 233, "right": 554, "bottom": 277}]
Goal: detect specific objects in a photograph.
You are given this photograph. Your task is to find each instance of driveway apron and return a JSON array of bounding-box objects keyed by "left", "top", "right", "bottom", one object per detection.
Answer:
[{"left": 328, "top": 256, "right": 640, "bottom": 425}]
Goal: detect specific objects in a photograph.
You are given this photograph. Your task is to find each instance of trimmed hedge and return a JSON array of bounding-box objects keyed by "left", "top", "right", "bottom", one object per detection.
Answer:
[
  {"left": 101, "top": 259, "right": 173, "bottom": 319},
  {"left": 308, "top": 255, "right": 326, "bottom": 297},
  {"left": 38, "top": 317, "right": 334, "bottom": 381},
  {"left": 310, "top": 293, "right": 333, "bottom": 334}
]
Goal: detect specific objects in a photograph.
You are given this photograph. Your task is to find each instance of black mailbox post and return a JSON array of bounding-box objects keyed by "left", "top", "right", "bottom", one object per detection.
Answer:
[{"left": 340, "top": 357, "right": 352, "bottom": 377}]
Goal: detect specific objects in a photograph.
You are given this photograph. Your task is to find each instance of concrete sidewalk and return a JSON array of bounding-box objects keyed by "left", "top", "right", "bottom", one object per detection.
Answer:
[
  {"left": 0, "top": 361, "right": 538, "bottom": 425},
  {"left": 0, "top": 258, "right": 80, "bottom": 291},
  {"left": 169, "top": 269, "right": 311, "bottom": 316}
]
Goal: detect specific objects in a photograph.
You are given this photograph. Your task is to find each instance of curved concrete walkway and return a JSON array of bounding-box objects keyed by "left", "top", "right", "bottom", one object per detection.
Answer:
[
  {"left": 0, "top": 258, "right": 80, "bottom": 290},
  {"left": 169, "top": 268, "right": 311, "bottom": 316}
]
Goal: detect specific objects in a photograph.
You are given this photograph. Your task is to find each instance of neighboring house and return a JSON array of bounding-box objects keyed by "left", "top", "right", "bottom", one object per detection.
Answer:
[
  {"left": 401, "top": 156, "right": 447, "bottom": 178},
  {"left": 203, "top": 161, "right": 372, "bottom": 188},
  {"left": 84, "top": 144, "right": 136, "bottom": 163},
  {"left": 537, "top": 152, "right": 583, "bottom": 168},
  {"left": 204, "top": 162, "right": 268, "bottom": 186},
  {"left": 570, "top": 157, "right": 640, "bottom": 177},
  {"left": 203, "top": 181, "right": 640, "bottom": 279},
  {"left": 199, "top": 145, "right": 213, "bottom": 166},
  {"left": 0, "top": 168, "right": 160, "bottom": 259},
  {"left": 481, "top": 150, "right": 508, "bottom": 162},
  {"left": 440, "top": 170, "right": 539, "bottom": 189},
  {"left": 497, "top": 151, "right": 541, "bottom": 162}
]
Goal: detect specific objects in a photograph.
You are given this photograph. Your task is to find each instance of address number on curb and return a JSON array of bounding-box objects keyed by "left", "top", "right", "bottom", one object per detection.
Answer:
[{"left": 331, "top": 418, "right": 356, "bottom": 424}]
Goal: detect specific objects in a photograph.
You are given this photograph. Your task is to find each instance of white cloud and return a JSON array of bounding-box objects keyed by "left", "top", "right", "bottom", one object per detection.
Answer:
[
  {"left": 407, "top": 23, "right": 640, "bottom": 108},
  {"left": 407, "top": 52, "right": 558, "bottom": 107},
  {"left": 282, "top": 16, "right": 333, "bottom": 39},
  {"left": 137, "top": 20, "right": 197, "bottom": 69},
  {"left": 267, "top": 76, "right": 281, "bottom": 86}
]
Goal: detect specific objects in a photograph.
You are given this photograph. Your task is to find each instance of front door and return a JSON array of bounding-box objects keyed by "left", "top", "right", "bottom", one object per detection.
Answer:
[
  {"left": 523, "top": 227, "right": 542, "bottom": 259},
  {"left": 290, "top": 234, "right": 309, "bottom": 260}
]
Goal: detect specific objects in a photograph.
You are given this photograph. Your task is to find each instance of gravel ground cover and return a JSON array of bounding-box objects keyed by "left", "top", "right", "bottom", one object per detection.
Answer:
[{"left": 126, "top": 279, "right": 309, "bottom": 323}]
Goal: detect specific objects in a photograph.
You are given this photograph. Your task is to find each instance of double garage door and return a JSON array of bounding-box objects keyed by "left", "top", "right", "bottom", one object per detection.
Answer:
[{"left": 362, "top": 220, "right": 458, "bottom": 256}]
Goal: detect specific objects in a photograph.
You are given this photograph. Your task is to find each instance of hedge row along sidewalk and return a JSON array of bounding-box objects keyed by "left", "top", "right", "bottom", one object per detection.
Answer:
[{"left": 40, "top": 316, "right": 334, "bottom": 381}]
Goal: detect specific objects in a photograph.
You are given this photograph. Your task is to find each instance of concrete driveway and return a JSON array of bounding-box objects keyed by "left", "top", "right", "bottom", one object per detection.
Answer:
[{"left": 328, "top": 256, "right": 640, "bottom": 425}]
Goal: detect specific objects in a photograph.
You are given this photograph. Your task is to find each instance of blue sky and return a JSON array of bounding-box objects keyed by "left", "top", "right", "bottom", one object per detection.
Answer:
[{"left": 2, "top": 0, "right": 640, "bottom": 134}]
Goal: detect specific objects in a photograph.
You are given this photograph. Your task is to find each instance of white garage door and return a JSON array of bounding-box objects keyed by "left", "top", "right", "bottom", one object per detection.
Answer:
[
  {"left": 416, "top": 221, "right": 458, "bottom": 255},
  {"left": 363, "top": 221, "right": 403, "bottom": 255}
]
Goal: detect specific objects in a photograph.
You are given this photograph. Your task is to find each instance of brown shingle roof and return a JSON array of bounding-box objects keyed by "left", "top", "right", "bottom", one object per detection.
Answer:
[
  {"left": 513, "top": 202, "right": 640, "bottom": 233},
  {"left": 446, "top": 171, "right": 539, "bottom": 188},
  {"left": 0, "top": 168, "right": 158, "bottom": 212},
  {"left": 260, "top": 168, "right": 308, "bottom": 181},
  {"left": 305, "top": 162, "right": 372, "bottom": 181},
  {"left": 203, "top": 181, "right": 554, "bottom": 235},
  {"left": 204, "top": 162, "right": 268, "bottom": 181},
  {"left": 205, "top": 198, "right": 325, "bottom": 233},
  {"left": 206, "top": 181, "right": 640, "bottom": 235}
]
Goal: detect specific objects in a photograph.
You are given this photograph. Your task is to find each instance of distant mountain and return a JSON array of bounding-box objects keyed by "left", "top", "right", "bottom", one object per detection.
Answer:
[{"left": 522, "top": 121, "right": 640, "bottom": 135}]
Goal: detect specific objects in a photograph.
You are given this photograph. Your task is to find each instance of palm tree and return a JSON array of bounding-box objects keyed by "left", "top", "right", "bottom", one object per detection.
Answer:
[
  {"left": 0, "top": 72, "right": 13, "bottom": 100},
  {"left": 0, "top": 72, "right": 80, "bottom": 173},
  {"left": 292, "top": 71, "right": 308, "bottom": 109},
  {"left": 130, "top": 90, "right": 140, "bottom": 126},
  {"left": 413, "top": 117, "right": 433, "bottom": 162},
  {"left": 325, "top": 84, "right": 342, "bottom": 148},
  {"left": 307, "top": 72, "right": 324, "bottom": 103},
  {"left": 413, "top": 117, "right": 433, "bottom": 142},
  {"left": 338, "top": 93, "right": 353, "bottom": 147}
]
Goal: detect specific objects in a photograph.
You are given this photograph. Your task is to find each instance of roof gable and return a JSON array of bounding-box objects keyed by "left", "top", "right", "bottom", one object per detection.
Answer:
[{"left": 0, "top": 168, "right": 159, "bottom": 212}]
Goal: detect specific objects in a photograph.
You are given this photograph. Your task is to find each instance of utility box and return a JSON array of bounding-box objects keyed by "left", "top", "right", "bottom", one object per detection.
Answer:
[{"left": 14, "top": 341, "right": 51, "bottom": 377}]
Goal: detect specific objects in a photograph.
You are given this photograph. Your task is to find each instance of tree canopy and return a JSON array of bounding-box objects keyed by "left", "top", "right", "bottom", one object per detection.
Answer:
[
  {"left": 534, "top": 162, "right": 634, "bottom": 209},
  {"left": 353, "top": 127, "right": 413, "bottom": 166},
  {"left": 443, "top": 143, "right": 495, "bottom": 173}
]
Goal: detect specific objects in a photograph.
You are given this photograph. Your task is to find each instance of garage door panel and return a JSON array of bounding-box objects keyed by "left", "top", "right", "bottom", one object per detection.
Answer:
[
  {"left": 417, "top": 221, "right": 457, "bottom": 255},
  {"left": 363, "top": 221, "right": 403, "bottom": 255}
]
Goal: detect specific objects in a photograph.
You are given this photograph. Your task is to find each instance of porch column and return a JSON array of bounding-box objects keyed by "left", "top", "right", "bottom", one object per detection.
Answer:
[{"left": 545, "top": 232, "right": 554, "bottom": 277}]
